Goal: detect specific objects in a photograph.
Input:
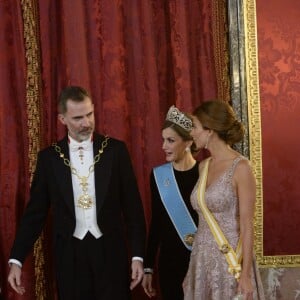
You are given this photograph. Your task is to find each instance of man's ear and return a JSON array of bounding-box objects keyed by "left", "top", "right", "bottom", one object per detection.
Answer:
[{"left": 58, "top": 114, "right": 66, "bottom": 125}]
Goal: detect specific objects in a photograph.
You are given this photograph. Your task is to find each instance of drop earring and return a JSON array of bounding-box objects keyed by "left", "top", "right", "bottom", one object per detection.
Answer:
[{"left": 204, "top": 135, "right": 210, "bottom": 149}]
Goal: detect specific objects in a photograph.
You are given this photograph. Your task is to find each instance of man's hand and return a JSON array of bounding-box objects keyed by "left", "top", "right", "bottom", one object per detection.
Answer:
[
  {"left": 130, "top": 260, "right": 144, "bottom": 290},
  {"left": 7, "top": 263, "right": 25, "bottom": 295}
]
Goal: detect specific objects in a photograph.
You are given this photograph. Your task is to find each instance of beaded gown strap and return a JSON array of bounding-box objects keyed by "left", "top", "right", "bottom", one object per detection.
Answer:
[{"left": 229, "top": 156, "right": 247, "bottom": 178}]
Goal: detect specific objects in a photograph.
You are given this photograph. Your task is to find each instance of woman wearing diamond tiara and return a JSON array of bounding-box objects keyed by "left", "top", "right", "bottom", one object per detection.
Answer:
[
  {"left": 142, "top": 106, "right": 199, "bottom": 300},
  {"left": 183, "top": 100, "right": 265, "bottom": 299}
]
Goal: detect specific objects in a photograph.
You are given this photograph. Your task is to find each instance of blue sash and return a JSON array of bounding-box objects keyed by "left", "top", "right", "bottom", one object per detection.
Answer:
[{"left": 153, "top": 163, "right": 197, "bottom": 250}]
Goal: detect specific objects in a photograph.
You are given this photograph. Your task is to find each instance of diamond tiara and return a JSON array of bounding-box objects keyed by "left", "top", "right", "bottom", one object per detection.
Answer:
[{"left": 166, "top": 105, "right": 193, "bottom": 132}]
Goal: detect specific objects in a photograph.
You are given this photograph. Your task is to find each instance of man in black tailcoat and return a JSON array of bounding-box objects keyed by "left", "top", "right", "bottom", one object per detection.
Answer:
[{"left": 8, "top": 86, "right": 146, "bottom": 299}]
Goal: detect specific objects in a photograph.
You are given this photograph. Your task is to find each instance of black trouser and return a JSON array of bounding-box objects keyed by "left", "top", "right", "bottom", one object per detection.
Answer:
[
  {"left": 73, "top": 233, "right": 106, "bottom": 299},
  {"left": 57, "top": 232, "right": 130, "bottom": 300}
]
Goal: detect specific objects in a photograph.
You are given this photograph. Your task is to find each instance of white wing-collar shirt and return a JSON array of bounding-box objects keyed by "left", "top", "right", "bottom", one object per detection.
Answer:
[{"left": 68, "top": 135, "right": 102, "bottom": 240}]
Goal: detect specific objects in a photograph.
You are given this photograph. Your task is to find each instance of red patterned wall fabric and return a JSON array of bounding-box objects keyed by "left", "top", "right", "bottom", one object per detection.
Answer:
[
  {"left": 0, "top": 1, "right": 36, "bottom": 299},
  {"left": 257, "top": 0, "right": 300, "bottom": 255},
  {"left": 0, "top": 0, "right": 227, "bottom": 299}
]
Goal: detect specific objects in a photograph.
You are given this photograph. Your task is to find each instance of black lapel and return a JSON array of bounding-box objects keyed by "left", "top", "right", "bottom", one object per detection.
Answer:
[
  {"left": 52, "top": 136, "right": 75, "bottom": 216},
  {"left": 93, "top": 133, "right": 112, "bottom": 213}
]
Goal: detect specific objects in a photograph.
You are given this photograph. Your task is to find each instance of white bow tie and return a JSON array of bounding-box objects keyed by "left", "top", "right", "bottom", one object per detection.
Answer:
[{"left": 69, "top": 141, "right": 92, "bottom": 152}]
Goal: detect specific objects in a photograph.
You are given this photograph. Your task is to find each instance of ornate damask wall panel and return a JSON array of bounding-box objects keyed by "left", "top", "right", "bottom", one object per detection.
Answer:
[
  {"left": 244, "top": 0, "right": 300, "bottom": 267},
  {"left": 255, "top": 0, "right": 300, "bottom": 260},
  {"left": 230, "top": 0, "right": 300, "bottom": 298}
]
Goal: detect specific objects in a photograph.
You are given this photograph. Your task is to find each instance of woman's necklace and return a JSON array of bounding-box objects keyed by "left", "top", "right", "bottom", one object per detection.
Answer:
[{"left": 52, "top": 136, "right": 109, "bottom": 209}]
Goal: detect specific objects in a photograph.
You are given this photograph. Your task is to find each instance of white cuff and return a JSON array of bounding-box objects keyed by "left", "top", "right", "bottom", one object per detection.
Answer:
[
  {"left": 132, "top": 256, "right": 143, "bottom": 262},
  {"left": 8, "top": 259, "right": 22, "bottom": 268}
]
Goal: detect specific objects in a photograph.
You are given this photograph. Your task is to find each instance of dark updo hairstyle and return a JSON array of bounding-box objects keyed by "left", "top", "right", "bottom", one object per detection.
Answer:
[
  {"left": 162, "top": 119, "right": 198, "bottom": 154},
  {"left": 193, "top": 100, "right": 245, "bottom": 145}
]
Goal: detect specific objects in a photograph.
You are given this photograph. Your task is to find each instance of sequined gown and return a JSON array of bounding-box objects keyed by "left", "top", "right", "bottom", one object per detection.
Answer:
[{"left": 183, "top": 157, "right": 265, "bottom": 300}]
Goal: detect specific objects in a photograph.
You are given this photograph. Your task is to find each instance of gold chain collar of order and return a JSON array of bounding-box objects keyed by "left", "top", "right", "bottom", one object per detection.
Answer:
[{"left": 52, "top": 136, "right": 110, "bottom": 209}]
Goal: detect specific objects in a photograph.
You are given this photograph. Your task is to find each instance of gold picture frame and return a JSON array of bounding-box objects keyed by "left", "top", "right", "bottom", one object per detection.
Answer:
[{"left": 243, "top": 0, "right": 300, "bottom": 267}]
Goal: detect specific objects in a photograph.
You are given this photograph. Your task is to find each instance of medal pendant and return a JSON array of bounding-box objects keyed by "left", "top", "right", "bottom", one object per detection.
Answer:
[
  {"left": 78, "top": 194, "right": 93, "bottom": 209},
  {"left": 184, "top": 233, "right": 195, "bottom": 246}
]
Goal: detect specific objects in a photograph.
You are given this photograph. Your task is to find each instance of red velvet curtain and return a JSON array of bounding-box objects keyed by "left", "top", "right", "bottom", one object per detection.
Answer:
[
  {"left": 0, "top": 0, "right": 229, "bottom": 299},
  {"left": 0, "top": 1, "right": 36, "bottom": 299}
]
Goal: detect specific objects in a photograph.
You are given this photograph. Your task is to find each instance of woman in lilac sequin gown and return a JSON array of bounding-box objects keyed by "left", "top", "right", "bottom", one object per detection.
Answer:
[{"left": 183, "top": 100, "right": 265, "bottom": 300}]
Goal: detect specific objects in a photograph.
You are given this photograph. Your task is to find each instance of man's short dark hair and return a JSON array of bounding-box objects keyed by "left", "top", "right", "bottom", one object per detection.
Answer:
[{"left": 58, "top": 86, "right": 90, "bottom": 114}]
